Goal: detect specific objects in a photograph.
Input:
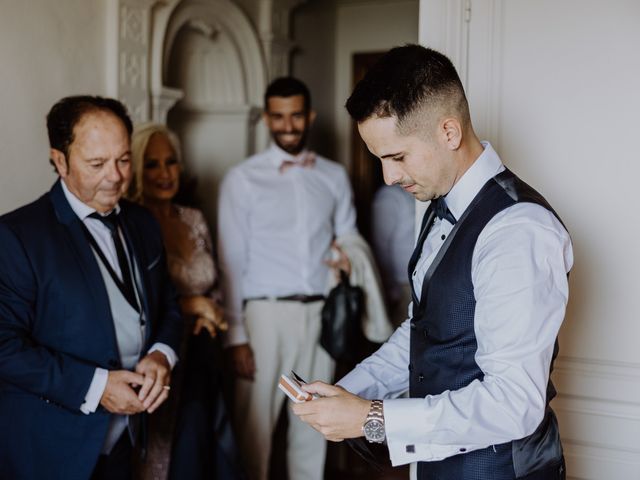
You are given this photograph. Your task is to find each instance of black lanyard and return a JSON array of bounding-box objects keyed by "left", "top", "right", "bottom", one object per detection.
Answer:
[{"left": 80, "top": 222, "right": 141, "bottom": 314}]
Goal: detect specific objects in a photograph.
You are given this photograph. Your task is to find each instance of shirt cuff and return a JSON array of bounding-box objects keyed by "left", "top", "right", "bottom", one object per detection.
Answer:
[
  {"left": 80, "top": 368, "right": 109, "bottom": 415},
  {"left": 148, "top": 343, "right": 178, "bottom": 369},
  {"left": 383, "top": 398, "right": 476, "bottom": 466}
]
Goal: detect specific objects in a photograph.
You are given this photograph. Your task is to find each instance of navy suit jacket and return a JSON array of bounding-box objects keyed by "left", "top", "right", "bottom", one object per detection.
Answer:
[{"left": 0, "top": 180, "right": 183, "bottom": 479}]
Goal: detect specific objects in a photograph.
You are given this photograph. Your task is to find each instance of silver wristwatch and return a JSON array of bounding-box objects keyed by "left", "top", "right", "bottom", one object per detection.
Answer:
[{"left": 362, "top": 399, "right": 385, "bottom": 443}]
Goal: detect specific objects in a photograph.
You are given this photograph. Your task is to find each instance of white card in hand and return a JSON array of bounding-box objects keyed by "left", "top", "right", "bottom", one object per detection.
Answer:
[{"left": 278, "top": 373, "right": 313, "bottom": 403}]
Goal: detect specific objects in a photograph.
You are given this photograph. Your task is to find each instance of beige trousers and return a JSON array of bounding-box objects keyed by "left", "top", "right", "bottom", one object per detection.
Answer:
[{"left": 235, "top": 299, "right": 333, "bottom": 480}]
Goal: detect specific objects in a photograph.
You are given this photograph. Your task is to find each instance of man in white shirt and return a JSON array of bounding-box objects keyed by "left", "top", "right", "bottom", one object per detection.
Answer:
[
  {"left": 371, "top": 184, "right": 415, "bottom": 327},
  {"left": 292, "top": 45, "right": 571, "bottom": 480},
  {"left": 217, "top": 77, "right": 357, "bottom": 480}
]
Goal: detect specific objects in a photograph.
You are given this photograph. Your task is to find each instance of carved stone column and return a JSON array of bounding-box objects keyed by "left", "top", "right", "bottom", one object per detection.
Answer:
[
  {"left": 113, "top": 0, "right": 158, "bottom": 123},
  {"left": 257, "top": 0, "right": 307, "bottom": 78},
  {"left": 109, "top": 0, "right": 184, "bottom": 123}
]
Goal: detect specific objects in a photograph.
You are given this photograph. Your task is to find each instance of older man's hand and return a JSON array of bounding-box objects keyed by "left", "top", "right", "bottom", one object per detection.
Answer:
[
  {"left": 135, "top": 350, "right": 171, "bottom": 413},
  {"left": 99, "top": 370, "right": 146, "bottom": 415},
  {"left": 291, "top": 382, "right": 371, "bottom": 442}
]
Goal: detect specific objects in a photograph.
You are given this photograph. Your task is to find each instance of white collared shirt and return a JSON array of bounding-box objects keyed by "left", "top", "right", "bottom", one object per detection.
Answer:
[
  {"left": 338, "top": 142, "right": 573, "bottom": 466},
  {"left": 372, "top": 184, "right": 415, "bottom": 300},
  {"left": 217, "top": 143, "right": 357, "bottom": 346},
  {"left": 60, "top": 180, "right": 177, "bottom": 414}
]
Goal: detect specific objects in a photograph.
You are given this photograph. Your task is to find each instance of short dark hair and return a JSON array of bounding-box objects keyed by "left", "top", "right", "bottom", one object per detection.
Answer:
[
  {"left": 264, "top": 77, "right": 312, "bottom": 112},
  {"left": 46, "top": 95, "right": 133, "bottom": 162},
  {"left": 346, "top": 44, "right": 469, "bottom": 130}
]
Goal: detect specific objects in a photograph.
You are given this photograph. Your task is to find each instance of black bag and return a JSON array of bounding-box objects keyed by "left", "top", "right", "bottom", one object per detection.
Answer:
[{"left": 320, "top": 270, "right": 365, "bottom": 363}]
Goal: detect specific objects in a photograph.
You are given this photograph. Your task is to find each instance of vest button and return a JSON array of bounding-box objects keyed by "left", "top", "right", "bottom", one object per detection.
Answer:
[
  {"left": 410, "top": 321, "right": 417, "bottom": 330},
  {"left": 423, "top": 328, "right": 429, "bottom": 338},
  {"left": 418, "top": 374, "right": 424, "bottom": 382}
]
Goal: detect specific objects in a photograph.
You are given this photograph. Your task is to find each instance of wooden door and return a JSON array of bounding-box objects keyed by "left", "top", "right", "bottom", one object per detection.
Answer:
[{"left": 350, "top": 51, "right": 386, "bottom": 241}]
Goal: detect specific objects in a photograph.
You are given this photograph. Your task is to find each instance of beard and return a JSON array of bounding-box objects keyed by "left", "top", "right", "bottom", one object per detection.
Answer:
[{"left": 271, "top": 127, "right": 310, "bottom": 155}]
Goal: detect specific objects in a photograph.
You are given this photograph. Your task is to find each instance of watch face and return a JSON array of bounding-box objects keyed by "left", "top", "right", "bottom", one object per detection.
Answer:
[{"left": 364, "top": 419, "right": 385, "bottom": 442}]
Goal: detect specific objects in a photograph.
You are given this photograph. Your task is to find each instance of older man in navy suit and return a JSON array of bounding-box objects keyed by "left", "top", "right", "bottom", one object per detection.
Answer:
[{"left": 0, "top": 96, "right": 182, "bottom": 479}]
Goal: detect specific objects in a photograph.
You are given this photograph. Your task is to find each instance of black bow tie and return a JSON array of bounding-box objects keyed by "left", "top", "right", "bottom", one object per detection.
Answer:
[{"left": 433, "top": 197, "right": 456, "bottom": 225}]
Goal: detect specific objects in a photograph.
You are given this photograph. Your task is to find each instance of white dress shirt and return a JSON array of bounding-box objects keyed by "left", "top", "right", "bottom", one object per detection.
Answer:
[
  {"left": 217, "top": 143, "right": 357, "bottom": 346},
  {"left": 371, "top": 184, "right": 415, "bottom": 302},
  {"left": 339, "top": 142, "right": 573, "bottom": 466},
  {"left": 59, "top": 181, "right": 177, "bottom": 414}
]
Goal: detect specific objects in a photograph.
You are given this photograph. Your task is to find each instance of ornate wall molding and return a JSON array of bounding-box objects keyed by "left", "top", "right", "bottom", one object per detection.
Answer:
[
  {"left": 162, "top": 0, "right": 267, "bottom": 109},
  {"left": 110, "top": 0, "right": 274, "bottom": 126},
  {"left": 151, "top": 86, "right": 184, "bottom": 123},
  {"left": 256, "top": 0, "right": 306, "bottom": 78},
  {"left": 112, "top": 0, "right": 166, "bottom": 123},
  {"left": 552, "top": 356, "right": 640, "bottom": 480}
]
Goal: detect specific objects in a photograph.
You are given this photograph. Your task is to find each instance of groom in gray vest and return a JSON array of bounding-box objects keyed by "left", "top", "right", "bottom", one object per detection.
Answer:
[
  {"left": 0, "top": 96, "right": 182, "bottom": 479},
  {"left": 292, "top": 45, "right": 572, "bottom": 479}
]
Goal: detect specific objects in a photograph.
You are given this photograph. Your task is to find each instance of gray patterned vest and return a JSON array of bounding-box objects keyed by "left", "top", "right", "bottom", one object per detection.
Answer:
[{"left": 94, "top": 250, "right": 145, "bottom": 454}]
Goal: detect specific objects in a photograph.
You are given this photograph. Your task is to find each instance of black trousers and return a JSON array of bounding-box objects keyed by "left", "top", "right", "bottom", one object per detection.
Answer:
[{"left": 90, "top": 433, "right": 133, "bottom": 480}]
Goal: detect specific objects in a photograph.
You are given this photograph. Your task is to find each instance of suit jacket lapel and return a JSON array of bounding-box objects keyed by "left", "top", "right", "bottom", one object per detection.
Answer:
[{"left": 49, "top": 181, "right": 119, "bottom": 351}]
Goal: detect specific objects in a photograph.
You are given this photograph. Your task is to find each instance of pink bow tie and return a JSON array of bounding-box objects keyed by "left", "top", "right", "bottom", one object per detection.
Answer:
[{"left": 279, "top": 152, "right": 316, "bottom": 174}]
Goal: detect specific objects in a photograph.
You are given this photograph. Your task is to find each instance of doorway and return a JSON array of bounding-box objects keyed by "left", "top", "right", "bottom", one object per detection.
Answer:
[{"left": 350, "top": 51, "right": 386, "bottom": 242}]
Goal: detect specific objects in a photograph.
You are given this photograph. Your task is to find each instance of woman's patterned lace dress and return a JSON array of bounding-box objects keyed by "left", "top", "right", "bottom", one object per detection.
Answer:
[{"left": 140, "top": 206, "right": 221, "bottom": 480}]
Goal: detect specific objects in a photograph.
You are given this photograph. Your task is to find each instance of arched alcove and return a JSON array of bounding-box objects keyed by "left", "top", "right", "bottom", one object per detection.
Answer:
[
  {"left": 167, "top": 22, "right": 247, "bottom": 107},
  {"left": 111, "top": 0, "right": 306, "bottom": 225},
  {"left": 158, "top": 0, "right": 268, "bottom": 226}
]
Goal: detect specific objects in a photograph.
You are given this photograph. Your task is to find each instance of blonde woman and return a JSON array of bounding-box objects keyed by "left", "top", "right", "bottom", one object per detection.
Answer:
[{"left": 130, "top": 123, "right": 240, "bottom": 479}]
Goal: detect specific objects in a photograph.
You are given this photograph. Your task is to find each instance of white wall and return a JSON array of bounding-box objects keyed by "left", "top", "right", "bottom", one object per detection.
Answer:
[
  {"left": 0, "top": 0, "right": 109, "bottom": 214},
  {"left": 421, "top": 0, "right": 640, "bottom": 478},
  {"left": 291, "top": 0, "right": 339, "bottom": 159},
  {"left": 493, "top": 0, "right": 640, "bottom": 365}
]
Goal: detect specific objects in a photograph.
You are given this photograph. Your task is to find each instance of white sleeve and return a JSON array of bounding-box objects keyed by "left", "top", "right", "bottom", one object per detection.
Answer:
[
  {"left": 337, "top": 316, "right": 411, "bottom": 400},
  {"left": 371, "top": 187, "right": 399, "bottom": 293},
  {"left": 148, "top": 343, "right": 178, "bottom": 369},
  {"left": 217, "top": 168, "right": 251, "bottom": 346},
  {"left": 332, "top": 166, "right": 357, "bottom": 238},
  {"left": 382, "top": 204, "right": 573, "bottom": 466},
  {"left": 80, "top": 368, "right": 108, "bottom": 414}
]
